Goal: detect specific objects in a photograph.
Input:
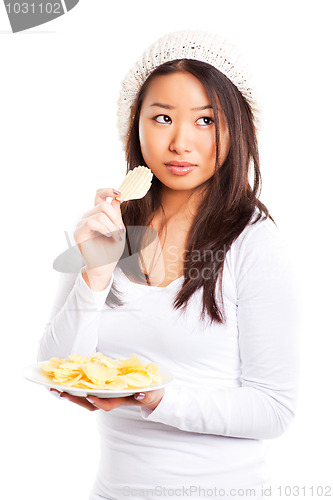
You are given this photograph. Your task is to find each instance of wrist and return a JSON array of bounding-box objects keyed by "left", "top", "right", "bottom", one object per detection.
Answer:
[
  {"left": 82, "top": 267, "right": 113, "bottom": 291},
  {"left": 147, "top": 396, "right": 163, "bottom": 411}
]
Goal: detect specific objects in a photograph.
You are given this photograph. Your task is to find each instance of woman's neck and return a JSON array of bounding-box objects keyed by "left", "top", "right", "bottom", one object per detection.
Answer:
[{"left": 159, "top": 186, "right": 200, "bottom": 222}]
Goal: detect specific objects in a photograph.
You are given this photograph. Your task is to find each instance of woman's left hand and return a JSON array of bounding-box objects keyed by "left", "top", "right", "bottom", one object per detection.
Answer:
[{"left": 50, "top": 388, "right": 165, "bottom": 412}]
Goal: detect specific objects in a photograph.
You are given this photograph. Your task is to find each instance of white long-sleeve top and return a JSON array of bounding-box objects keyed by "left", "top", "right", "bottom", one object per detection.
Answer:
[{"left": 38, "top": 216, "right": 299, "bottom": 500}]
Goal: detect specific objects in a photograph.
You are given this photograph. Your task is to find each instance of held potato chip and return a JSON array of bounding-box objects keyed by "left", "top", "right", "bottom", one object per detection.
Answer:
[
  {"left": 116, "top": 166, "right": 153, "bottom": 202},
  {"left": 41, "top": 352, "right": 164, "bottom": 390}
]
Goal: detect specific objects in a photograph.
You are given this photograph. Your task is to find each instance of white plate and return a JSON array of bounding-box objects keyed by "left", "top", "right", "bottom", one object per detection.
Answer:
[{"left": 22, "top": 362, "right": 174, "bottom": 398}]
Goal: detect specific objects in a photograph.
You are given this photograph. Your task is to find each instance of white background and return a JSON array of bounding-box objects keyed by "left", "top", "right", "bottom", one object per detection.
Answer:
[{"left": 1, "top": 0, "right": 332, "bottom": 498}]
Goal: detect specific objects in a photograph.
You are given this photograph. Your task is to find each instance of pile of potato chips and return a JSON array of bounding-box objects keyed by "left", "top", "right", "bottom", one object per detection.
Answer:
[{"left": 41, "top": 352, "right": 164, "bottom": 390}]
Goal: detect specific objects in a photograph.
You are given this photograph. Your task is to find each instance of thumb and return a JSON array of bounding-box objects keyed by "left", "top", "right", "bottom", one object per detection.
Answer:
[
  {"left": 134, "top": 392, "right": 148, "bottom": 403},
  {"left": 134, "top": 389, "right": 164, "bottom": 408},
  {"left": 111, "top": 198, "right": 125, "bottom": 230},
  {"left": 106, "top": 193, "right": 122, "bottom": 213},
  {"left": 113, "top": 197, "right": 121, "bottom": 209}
]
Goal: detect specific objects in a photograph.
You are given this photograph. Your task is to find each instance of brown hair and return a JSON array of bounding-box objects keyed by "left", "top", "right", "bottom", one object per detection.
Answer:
[{"left": 106, "top": 59, "right": 273, "bottom": 323}]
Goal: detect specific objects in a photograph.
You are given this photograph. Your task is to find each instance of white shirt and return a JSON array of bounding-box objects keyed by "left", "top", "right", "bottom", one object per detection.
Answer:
[{"left": 38, "top": 216, "right": 299, "bottom": 500}]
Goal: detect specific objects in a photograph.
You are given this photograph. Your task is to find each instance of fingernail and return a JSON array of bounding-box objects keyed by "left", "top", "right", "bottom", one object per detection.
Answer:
[
  {"left": 118, "top": 224, "right": 125, "bottom": 233},
  {"left": 135, "top": 393, "right": 146, "bottom": 401},
  {"left": 106, "top": 231, "right": 112, "bottom": 237},
  {"left": 117, "top": 234, "right": 122, "bottom": 241},
  {"left": 86, "top": 397, "right": 97, "bottom": 406},
  {"left": 113, "top": 189, "right": 121, "bottom": 196},
  {"left": 50, "top": 389, "right": 61, "bottom": 398}
]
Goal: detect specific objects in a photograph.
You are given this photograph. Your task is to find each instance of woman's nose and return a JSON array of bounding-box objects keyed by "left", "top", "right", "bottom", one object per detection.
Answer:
[{"left": 169, "top": 124, "right": 193, "bottom": 154}]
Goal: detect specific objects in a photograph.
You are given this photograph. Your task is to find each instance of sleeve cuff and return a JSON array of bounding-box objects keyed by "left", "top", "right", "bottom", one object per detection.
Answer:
[
  {"left": 74, "top": 267, "right": 114, "bottom": 311},
  {"left": 140, "top": 382, "right": 180, "bottom": 423}
]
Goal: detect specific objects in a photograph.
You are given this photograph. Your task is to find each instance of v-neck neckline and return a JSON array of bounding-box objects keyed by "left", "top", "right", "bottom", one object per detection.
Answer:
[{"left": 118, "top": 267, "right": 183, "bottom": 289}]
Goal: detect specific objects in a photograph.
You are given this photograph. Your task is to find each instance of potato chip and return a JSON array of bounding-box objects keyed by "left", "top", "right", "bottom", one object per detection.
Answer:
[
  {"left": 82, "top": 362, "right": 118, "bottom": 385},
  {"left": 117, "top": 354, "right": 146, "bottom": 374},
  {"left": 41, "top": 357, "right": 63, "bottom": 375},
  {"left": 89, "top": 352, "right": 120, "bottom": 368},
  {"left": 146, "top": 363, "right": 163, "bottom": 384},
  {"left": 41, "top": 352, "right": 164, "bottom": 391},
  {"left": 118, "top": 372, "right": 152, "bottom": 388},
  {"left": 67, "top": 354, "right": 90, "bottom": 364},
  {"left": 60, "top": 374, "right": 83, "bottom": 387},
  {"left": 117, "top": 166, "right": 153, "bottom": 202}
]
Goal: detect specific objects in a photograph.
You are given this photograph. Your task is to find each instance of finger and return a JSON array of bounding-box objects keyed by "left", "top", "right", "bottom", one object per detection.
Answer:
[
  {"left": 86, "top": 395, "right": 135, "bottom": 411},
  {"left": 86, "top": 389, "right": 165, "bottom": 412},
  {"left": 82, "top": 201, "right": 122, "bottom": 225},
  {"left": 50, "top": 388, "right": 61, "bottom": 394},
  {"left": 49, "top": 388, "right": 62, "bottom": 399},
  {"left": 86, "top": 213, "right": 124, "bottom": 239},
  {"left": 49, "top": 389, "right": 93, "bottom": 407},
  {"left": 59, "top": 392, "right": 99, "bottom": 411},
  {"left": 97, "top": 202, "right": 125, "bottom": 232},
  {"left": 95, "top": 188, "right": 122, "bottom": 206},
  {"left": 82, "top": 204, "right": 125, "bottom": 235}
]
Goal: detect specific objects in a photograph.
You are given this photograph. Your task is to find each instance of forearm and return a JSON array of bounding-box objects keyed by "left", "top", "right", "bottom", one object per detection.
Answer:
[
  {"left": 142, "top": 221, "right": 300, "bottom": 439},
  {"left": 141, "top": 380, "right": 298, "bottom": 439},
  {"left": 37, "top": 268, "right": 113, "bottom": 361}
]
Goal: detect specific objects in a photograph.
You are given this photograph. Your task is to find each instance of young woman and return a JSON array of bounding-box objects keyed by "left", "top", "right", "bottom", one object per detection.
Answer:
[{"left": 38, "top": 31, "right": 299, "bottom": 499}]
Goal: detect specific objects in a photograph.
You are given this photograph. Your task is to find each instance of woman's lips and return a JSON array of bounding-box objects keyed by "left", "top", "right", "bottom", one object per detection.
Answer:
[{"left": 165, "top": 162, "right": 196, "bottom": 176}]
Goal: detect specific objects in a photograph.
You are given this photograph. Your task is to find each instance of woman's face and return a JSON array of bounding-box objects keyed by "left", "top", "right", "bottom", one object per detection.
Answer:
[{"left": 138, "top": 72, "right": 230, "bottom": 193}]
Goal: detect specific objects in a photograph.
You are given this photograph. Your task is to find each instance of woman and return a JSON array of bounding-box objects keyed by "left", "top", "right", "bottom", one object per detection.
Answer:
[{"left": 38, "top": 30, "right": 299, "bottom": 499}]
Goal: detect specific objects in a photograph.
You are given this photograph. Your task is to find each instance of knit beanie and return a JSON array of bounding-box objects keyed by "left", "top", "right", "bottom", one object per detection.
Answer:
[{"left": 117, "top": 30, "right": 257, "bottom": 148}]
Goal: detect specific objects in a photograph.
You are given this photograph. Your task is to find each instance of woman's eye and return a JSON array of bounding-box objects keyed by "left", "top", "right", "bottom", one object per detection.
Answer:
[
  {"left": 154, "top": 115, "right": 172, "bottom": 124},
  {"left": 196, "top": 117, "right": 214, "bottom": 126}
]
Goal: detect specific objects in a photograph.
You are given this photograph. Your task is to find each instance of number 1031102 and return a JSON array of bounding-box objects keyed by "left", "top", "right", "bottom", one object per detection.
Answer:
[
  {"left": 5, "top": 3, "right": 62, "bottom": 14},
  {"left": 276, "top": 486, "right": 332, "bottom": 496}
]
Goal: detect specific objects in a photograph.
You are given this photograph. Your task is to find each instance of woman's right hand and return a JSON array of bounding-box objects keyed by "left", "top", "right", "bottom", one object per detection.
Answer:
[{"left": 73, "top": 188, "right": 126, "bottom": 289}]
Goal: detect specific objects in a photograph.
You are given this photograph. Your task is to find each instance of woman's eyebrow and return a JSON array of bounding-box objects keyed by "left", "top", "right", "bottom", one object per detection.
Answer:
[
  {"left": 191, "top": 105, "right": 213, "bottom": 111},
  {"left": 149, "top": 103, "right": 213, "bottom": 110},
  {"left": 149, "top": 103, "right": 174, "bottom": 109}
]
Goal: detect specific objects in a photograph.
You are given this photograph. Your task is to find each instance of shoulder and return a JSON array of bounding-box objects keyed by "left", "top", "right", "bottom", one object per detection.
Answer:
[
  {"left": 235, "top": 211, "right": 279, "bottom": 250},
  {"left": 229, "top": 211, "right": 280, "bottom": 261},
  {"left": 227, "top": 211, "right": 288, "bottom": 284}
]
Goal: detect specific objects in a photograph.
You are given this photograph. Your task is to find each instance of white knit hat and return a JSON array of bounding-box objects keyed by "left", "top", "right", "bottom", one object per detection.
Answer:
[{"left": 117, "top": 30, "right": 257, "bottom": 148}]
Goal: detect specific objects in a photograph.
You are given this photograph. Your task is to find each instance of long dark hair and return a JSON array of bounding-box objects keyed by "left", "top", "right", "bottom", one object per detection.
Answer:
[{"left": 106, "top": 59, "right": 272, "bottom": 324}]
